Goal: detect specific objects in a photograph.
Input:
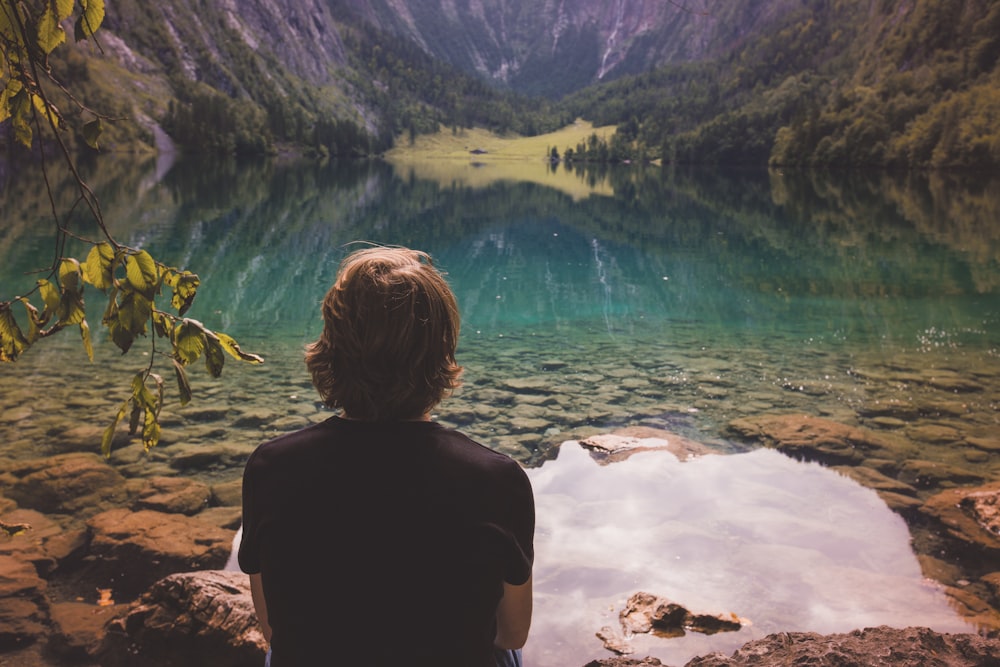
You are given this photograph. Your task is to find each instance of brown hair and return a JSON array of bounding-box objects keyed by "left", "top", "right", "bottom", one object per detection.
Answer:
[{"left": 305, "top": 246, "right": 463, "bottom": 421}]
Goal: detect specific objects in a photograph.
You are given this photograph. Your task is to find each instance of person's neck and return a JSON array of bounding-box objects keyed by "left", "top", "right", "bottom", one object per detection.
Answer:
[{"left": 341, "top": 412, "right": 431, "bottom": 422}]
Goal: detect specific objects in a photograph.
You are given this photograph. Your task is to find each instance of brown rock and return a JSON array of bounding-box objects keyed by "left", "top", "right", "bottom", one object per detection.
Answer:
[
  {"left": 0, "top": 508, "right": 87, "bottom": 576},
  {"left": 5, "top": 452, "right": 128, "bottom": 517},
  {"left": 898, "top": 459, "right": 985, "bottom": 489},
  {"left": 683, "top": 626, "right": 1000, "bottom": 666},
  {"left": 47, "top": 601, "right": 123, "bottom": 661},
  {"left": 831, "top": 465, "right": 917, "bottom": 496},
  {"left": 97, "top": 570, "right": 267, "bottom": 667},
  {"left": 906, "top": 423, "right": 963, "bottom": 445},
  {"left": 211, "top": 479, "right": 244, "bottom": 507},
  {"left": 618, "top": 592, "right": 741, "bottom": 640},
  {"left": 85, "top": 509, "right": 235, "bottom": 599},
  {"left": 983, "top": 572, "right": 1000, "bottom": 601},
  {"left": 596, "top": 626, "right": 635, "bottom": 656},
  {"left": 725, "top": 414, "right": 914, "bottom": 466},
  {"left": 0, "top": 554, "right": 48, "bottom": 649},
  {"left": 943, "top": 586, "right": 1000, "bottom": 629},
  {"left": 590, "top": 426, "right": 713, "bottom": 463},
  {"left": 920, "top": 482, "right": 1000, "bottom": 553},
  {"left": 134, "top": 476, "right": 213, "bottom": 515},
  {"left": 584, "top": 659, "right": 664, "bottom": 667}
]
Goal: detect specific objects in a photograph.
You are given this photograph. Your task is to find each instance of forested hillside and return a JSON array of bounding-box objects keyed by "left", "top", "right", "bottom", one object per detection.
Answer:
[
  {"left": 4, "top": 0, "right": 999, "bottom": 168},
  {"left": 566, "top": 0, "right": 1000, "bottom": 168}
]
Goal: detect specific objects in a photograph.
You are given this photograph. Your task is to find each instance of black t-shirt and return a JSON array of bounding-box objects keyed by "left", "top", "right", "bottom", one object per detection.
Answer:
[{"left": 239, "top": 416, "right": 535, "bottom": 667}]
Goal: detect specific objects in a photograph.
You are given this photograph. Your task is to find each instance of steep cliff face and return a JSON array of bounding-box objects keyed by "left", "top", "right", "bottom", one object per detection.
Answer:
[
  {"left": 104, "top": 0, "right": 347, "bottom": 92},
  {"left": 337, "top": 0, "right": 804, "bottom": 96}
]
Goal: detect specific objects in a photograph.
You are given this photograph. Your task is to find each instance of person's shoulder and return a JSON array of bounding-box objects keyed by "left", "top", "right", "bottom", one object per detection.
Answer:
[
  {"left": 246, "top": 416, "right": 341, "bottom": 466},
  {"left": 430, "top": 423, "right": 526, "bottom": 470}
]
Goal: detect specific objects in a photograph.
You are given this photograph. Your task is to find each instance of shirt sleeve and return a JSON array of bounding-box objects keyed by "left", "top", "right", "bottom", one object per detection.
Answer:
[
  {"left": 237, "top": 449, "right": 261, "bottom": 575},
  {"left": 502, "top": 460, "right": 535, "bottom": 586}
]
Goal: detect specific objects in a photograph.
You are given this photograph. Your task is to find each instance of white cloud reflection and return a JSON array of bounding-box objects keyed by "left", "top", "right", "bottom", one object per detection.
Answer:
[{"left": 524, "top": 442, "right": 971, "bottom": 667}]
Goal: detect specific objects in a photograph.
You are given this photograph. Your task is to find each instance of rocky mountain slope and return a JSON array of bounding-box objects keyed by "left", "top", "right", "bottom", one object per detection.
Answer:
[{"left": 335, "top": 0, "right": 805, "bottom": 96}]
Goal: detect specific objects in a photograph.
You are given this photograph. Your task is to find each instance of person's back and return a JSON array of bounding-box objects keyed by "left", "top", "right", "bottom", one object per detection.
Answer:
[{"left": 239, "top": 247, "right": 535, "bottom": 667}]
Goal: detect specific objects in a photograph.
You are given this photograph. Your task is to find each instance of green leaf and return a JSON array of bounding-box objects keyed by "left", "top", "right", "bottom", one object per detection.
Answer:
[
  {"left": 169, "top": 272, "right": 200, "bottom": 316},
  {"left": 0, "top": 306, "right": 29, "bottom": 362},
  {"left": 173, "top": 319, "right": 205, "bottom": 366},
  {"left": 204, "top": 335, "right": 225, "bottom": 378},
  {"left": 31, "top": 94, "right": 59, "bottom": 130},
  {"left": 117, "top": 290, "right": 151, "bottom": 335},
  {"left": 53, "top": 0, "right": 74, "bottom": 21},
  {"left": 82, "top": 118, "right": 102, "bottom": 149},
  {"left": 58, "top": 258, "right": 82, "bottom": 291},
  {"left": 152, "top": 311, "right": 174, "bottom": 339},
  {"left": 57, "top": 286, "right": 85, "bottom": 326},
  {"left": 128, "top": 401, "right": 142, "bottom": 434},
  {"left": 124, "top": 250, "right": 158, "bottom": 299},
  {"left": 11, "top": 88, "right": 32, "bottom": 147},
  {"left": 102, "top": 399, "right": 130, "bottom": 458},
  {"left": 106, "top": 315, "right": 134, "bottom": 354},
  {"left": 75, "top": 0, "right": 104, "bottom": 40},
  {"left": 0, "top": 2, "right": 22, "bottom": 44},
  {"left": 38, "top": 279, "right": 61, "bottom": 318},
  {"left": 142, "top": 410, "right": 161, "bottom": 450},
  {"left": 131, "top": 371, "right": 157, "bottom": 410},
  {"left": 18, "top": 298, "right": 42, "bottom": 343},
  {"left": 83, "top": 242, "right": 114, "bottom": 289},
  {"left": 215, "top": 331, "right": 264, "bottom": 364},
  {"left": 172, "top": 358, "right": 192, "bottom": 406},
  {"left": 80, "top": 319, "right": 93, "bottom": 361},
  {"left": 37, "top": 6, "right": 66, "bottom": 54},
  {"left": 0, "top": 79, "right": 23, "bottom": 124}
]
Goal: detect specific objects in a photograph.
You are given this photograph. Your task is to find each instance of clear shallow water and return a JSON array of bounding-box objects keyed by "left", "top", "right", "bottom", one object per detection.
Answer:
[
  {"left": 2, "top": 156, "right": 998, "bottom": 662},
  {"left": 526, "top": 443, "right": 971, "bottom": 667}
]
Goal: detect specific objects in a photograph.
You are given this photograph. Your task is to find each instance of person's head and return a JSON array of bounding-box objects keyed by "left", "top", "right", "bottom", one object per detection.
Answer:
[{"left": 305, "top": 246, "right": 463, "bottom": 421}]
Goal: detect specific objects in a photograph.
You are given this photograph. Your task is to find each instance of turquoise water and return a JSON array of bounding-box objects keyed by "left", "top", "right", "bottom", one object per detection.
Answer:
[
  {"left": 2, "top": 156, "right": 999, "bottom": 664},
  {"left": 2, "top": 157, "right": 998, "bottom": 446}
]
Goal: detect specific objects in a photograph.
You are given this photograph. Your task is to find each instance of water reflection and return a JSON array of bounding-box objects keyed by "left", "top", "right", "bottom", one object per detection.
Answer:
[
  {"left": 1, "top": 154, "right": 998, "bottom": 659},
  {"left": 526, "top": 443, "right": 971, "bottom": 667}
]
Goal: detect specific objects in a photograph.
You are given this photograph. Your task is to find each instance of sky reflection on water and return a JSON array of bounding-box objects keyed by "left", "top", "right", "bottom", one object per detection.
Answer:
[{"left": 525, "top": 442, "right": 971, "bottom": 667}]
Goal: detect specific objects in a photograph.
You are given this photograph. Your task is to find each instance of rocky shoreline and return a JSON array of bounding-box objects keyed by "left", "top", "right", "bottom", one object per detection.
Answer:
[
  {"left": 1, "top": 416, "right": 999, "bottom": 665},
  {"left": 1, "top": 328, "right": 998, "bottom": 664}
]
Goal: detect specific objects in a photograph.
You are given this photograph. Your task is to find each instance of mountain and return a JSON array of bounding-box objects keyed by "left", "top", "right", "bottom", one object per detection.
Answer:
[
  {"left": 335, "top": 0, "right": 805, "bottom": 97},
  {"left": 12, "top": 0, "right": 1000, "bottom": 167}
]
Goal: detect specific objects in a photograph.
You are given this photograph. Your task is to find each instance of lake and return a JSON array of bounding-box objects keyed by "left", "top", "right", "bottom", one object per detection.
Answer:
[{"left": 1, "top": 154, "right": 998, "bottom": 665}]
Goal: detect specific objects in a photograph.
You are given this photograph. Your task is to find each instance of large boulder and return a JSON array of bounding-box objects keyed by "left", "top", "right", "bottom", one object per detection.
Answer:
[
  {"left": 683, "top": 625, "right": 1000, "bottom": 666},
  {"left": 85, "top": 509, "right": 235, "bottom": 599},
  {"left": 97, "top": 570, "right": 267, "bottom": 667}
]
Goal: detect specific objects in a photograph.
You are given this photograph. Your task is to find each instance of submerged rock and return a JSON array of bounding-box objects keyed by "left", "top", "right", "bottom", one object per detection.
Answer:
[
  {"left": 85, "top": 509, "right": 234, "bottom": 599},
  {"left": 133, "top": 476, "right": 213, "bottom": 516},
  {"left": 0, "top": 554, "right": 48, "bottom": 649},
  {"left": 3, "top": 452, "right": 129, "bottom": 517},
  {"left": 920, "top": 482, "right": 1000, "bottom": 554},
  {"left": 725, "top": 413, "right": 915, "bottom": 466}
]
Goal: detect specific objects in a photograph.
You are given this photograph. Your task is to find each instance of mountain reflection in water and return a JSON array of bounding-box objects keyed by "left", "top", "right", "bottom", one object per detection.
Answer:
[
  {"left": 2, "top": 155, "right": 998, "bottom": 664},
  {"left": 526, "top": 442, "right": 971, "bottom": 667}
]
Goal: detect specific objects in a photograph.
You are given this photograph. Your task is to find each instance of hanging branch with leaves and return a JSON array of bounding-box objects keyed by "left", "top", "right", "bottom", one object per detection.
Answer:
[{"left": 0, "top": 0, "right": 263, "bottom": 457}]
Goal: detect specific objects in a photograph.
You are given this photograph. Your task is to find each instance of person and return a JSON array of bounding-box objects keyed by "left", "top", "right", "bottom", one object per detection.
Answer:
[{"left": 238, "top": 246, "right": 535, "bottom": 667}]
